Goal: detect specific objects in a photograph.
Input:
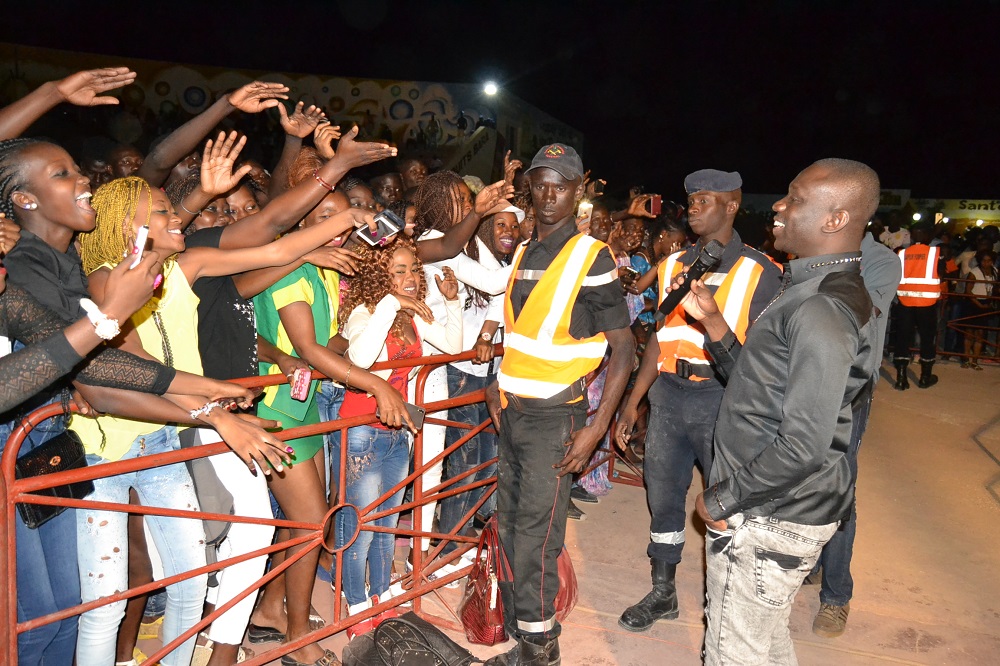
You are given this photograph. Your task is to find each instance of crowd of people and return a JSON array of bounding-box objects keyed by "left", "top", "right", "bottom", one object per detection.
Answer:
[{"left": 0, "top": 66, "right": 995, "bottom": 666}]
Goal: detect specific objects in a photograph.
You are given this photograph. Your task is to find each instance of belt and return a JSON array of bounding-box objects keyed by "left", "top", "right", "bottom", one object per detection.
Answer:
[
  {"left": 503, "top": 377, "right": 586, "bottom": 411},
  {"left": 673, "top": 359, "right": 716, "bottom": 380}
]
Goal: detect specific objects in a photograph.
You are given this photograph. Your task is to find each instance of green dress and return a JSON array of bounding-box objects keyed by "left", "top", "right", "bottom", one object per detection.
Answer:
[{"left": 253, "top": 264, "right": 334, "bottom": 463}]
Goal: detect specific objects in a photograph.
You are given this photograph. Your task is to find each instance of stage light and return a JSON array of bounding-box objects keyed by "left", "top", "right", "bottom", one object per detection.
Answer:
[
  {"left": 941, "top": 217, "right": 949, "bottom": 223},
  {"left": 483, "top": 82, "right": 498, "bottom": 96},
  {"left": 912, "top": 213, "right": 922, "bottom": 221}
]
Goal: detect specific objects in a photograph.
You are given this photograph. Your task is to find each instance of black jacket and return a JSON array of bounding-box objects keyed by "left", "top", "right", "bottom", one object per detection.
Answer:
[{"left": 705, "top": 252, "right": 875, "bottom": 525}]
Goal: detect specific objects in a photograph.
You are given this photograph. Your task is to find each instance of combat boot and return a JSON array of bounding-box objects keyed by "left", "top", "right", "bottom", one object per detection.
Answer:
[
  {"left": 618, "top": 559, "right": 679, "bottom": 631},
  {"left": 485, "top": 636, "right": 560, "bottom": 666},
  {"left": 893, "top": 359, "right": 910, "bottom": 391},
  {"left": 917, "top": 359, "right": 938, "bottom": 388}
]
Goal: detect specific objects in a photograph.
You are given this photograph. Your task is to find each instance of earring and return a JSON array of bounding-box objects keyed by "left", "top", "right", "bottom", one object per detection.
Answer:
[{"left": 22, "top": 203, "right": 37, "bottom": 210}]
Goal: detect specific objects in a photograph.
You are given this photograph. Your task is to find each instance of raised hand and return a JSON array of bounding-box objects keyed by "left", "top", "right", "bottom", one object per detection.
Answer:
[
  {"left": 304, "top": 246, "right": 360, "bottom": 276},
  {"left": 227, "top": 81, "right": 289, "bottom": 113},
  {"left": 55, "top": 67, "right": 137, "bottom": 106},
  {"left": 0, "top": 212, "right": 21, "bottom": 256},
  {"left": 394, "top": 294, "right": 434, "bottom": 323},
  {"left": 200, "top": 131, "right": 252, "bottom": 197},
  {"left": 435, "top": 266, "right": 459, "bottom": 301},
  {"left": 475, "top": 179, "right": 516, "bottom": 217},
  {"left": 584, "top": 170, "right": 606, "bottom": 200},
  {"left": 502, "top": 150, "right": 522, "bottom": 188},
  {"left": 313, "top": 122, "right": 342, "bottom": 160},
  {"left": 331, "top": 125, "right": 397, "bottom": 170},
  {"left": 627, "top": 194, "right": 657, "bottom": 219},
  {"left": 99, "top": 249, "right": 165, "bottom": 325},
  {"left": 278, "top": 101, "right": 327, "bottom": 139}
]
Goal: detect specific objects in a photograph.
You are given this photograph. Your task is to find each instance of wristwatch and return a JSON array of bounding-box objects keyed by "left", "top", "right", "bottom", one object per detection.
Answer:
[
  {"left": 80, "top": 298, "right": 121, "bottom": 341},
  {"left": 480, "top": 331, "right": 493, "bottom": 342}
]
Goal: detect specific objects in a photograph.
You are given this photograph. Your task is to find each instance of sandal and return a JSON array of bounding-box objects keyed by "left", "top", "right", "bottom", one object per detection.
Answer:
[
  {"left": 280, "top": 648, "right": 340, "bottom": 666},
  {"left": 247, "top": 623, "right": 285, "bottom": 644}
]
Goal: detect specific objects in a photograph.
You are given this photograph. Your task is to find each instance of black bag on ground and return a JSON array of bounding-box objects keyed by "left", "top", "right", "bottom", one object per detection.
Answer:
[
  {"left": 342, "top": 611, "right": 482, "bottom": 666},
  {"left": 14, "top": 429, "right": 93, "bottom": 529}
]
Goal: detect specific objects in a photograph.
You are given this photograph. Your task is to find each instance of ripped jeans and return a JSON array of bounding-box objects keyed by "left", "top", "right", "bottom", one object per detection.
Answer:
[
  {"left": 76, "top": 426, "right": 208, "bottom": 666},
  {"left": 332, "top": 425, "right": 409, "bottom": 606},
  {"left": 704, "top": 513, "right": 838, "bottom": 665}
]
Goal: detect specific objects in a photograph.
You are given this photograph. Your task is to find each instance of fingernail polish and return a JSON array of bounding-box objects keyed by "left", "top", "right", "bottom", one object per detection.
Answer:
[
  {"left": 286, "top": 446, "right": 294, "bottom": 453},
  {"left": 153, "top": 274, "right": 163, "bottom": 289}
]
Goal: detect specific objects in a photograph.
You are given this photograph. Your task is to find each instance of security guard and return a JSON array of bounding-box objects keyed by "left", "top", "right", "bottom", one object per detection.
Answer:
[
  {"left": 485, "top": 144, "right": 635, "bottom": 666},
  {"left": 615, "top": 169, "right": 782, "bottom": 632},
  {"left": 892, "top": 226, "right": 942, "bottom": 389}
]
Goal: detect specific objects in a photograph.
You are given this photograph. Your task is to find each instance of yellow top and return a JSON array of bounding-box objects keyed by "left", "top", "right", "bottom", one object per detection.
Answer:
[{"left": 72, "top": 262, "right": 202, "bottom": 460}]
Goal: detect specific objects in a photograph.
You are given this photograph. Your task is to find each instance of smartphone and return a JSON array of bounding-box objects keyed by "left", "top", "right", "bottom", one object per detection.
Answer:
[
  {"left": 647, "top": 195, "right": 662, "bottom": 217},
  {"left": 129, "top": 225, "right": 150, "bottom": 269},
  {"left": 355, "top": 209, "right": 403, "bottom": 247},
  {"left": 577, "top": 201, "right": 594, "bottom": 220},
  {"left": 592, "top": 180, "right": 605, "bottom": 196},
  {"left": 290, "top": 367, "right": 312, "bottom": 401},
  {"left": 619, "top": 265, "right": 640, "bottom": 283},
  {"left": 376, "top": 401, "right": 427, "bottom": 430}
]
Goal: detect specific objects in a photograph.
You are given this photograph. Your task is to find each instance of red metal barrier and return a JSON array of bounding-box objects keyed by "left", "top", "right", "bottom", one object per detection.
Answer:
[{"left": 0, "top": 348, "right": 503, "bottom": 665}]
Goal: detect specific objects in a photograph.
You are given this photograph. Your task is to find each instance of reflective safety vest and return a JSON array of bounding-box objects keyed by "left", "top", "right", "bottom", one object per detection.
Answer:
[
  {"left": 498, "top": 234, "right": 613, "bottom": 399},
  {"left": 896, "top": 244, "right": 941, "bottom": 307},
  {"left": 656, "top": 249, "right": 765, "bottom": 381}
]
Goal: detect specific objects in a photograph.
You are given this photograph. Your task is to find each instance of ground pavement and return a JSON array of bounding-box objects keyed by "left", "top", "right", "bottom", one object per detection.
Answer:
[{"left": 140, "top": 360, "right": 1000, "bottom": 665}]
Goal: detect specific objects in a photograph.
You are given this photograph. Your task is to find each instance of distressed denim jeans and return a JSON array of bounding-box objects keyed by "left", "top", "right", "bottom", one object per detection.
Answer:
[
  {"left": 704, "top": 513, "right": 838, "bottom": 665},
  {"left": 76, "top": 426, "right": 208, "bottom": 666},
  {"left": 333, "top": 424, "right": 409, "bottom": 605}
]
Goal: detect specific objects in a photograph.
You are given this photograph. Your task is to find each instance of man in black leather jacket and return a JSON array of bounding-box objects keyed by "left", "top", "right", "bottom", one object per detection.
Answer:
[{"left": 674, "top": 158, "right": 879, "bottom": 665}]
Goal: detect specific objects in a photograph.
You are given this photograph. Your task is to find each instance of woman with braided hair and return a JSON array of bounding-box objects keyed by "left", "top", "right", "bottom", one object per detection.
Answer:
[{"left": 74, "top": 162, "right": 380, "bottom": 665}]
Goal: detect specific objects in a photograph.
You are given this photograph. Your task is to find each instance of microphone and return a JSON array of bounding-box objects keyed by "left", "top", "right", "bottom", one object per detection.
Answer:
[{"left": 654, "top": 240, "right": 725, "bottom": 322}]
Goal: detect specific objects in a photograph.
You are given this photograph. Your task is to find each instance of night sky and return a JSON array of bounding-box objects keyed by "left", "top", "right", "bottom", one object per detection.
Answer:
[{"left": 2, "top": 1, "right": 998, "bottom": 199}]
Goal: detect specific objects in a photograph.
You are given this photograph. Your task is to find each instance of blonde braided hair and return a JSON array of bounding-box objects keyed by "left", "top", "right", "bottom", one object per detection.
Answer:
[{"left": 79, "top": 176, "right": 154, "bottom": 275}]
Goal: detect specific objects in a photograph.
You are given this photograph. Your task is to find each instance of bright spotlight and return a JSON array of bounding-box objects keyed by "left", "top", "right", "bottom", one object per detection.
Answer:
[
  {"left": 912, "top": 213, "right": 922, "bottom": 221},
  {"left": 483, "top": 82, "right": 498, "bottom": 96},
  {"left": 941, "top": 217, "right": 949, "bottom": 223},
  {"left": 977, "top": 219, "right": 985, "bottom": 226}
]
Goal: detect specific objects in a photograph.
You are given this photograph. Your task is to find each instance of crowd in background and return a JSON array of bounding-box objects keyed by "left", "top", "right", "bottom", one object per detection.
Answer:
[{"left": 0, "top": 66, "right": 996, "bottom": 666}]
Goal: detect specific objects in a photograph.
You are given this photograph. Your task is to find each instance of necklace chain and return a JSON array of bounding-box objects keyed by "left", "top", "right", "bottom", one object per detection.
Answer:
[{"left": 807, "top": 256, "right": 862, "bottom": 269}]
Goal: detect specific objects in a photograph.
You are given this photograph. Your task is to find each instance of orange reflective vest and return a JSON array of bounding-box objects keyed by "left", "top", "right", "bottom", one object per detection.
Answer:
[
  {"left": 896, "top": 244, "right": 941, "bottom": 307},
  {"left": 498, "top": 234, "right": 613, "bottom": 399},
  {"left": 655, "top": 250, "right": 766, "bottom": 381}
]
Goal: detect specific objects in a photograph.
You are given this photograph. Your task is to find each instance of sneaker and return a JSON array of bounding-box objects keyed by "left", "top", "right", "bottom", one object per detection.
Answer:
[
  {"left": 571, "top": 485, "right": 600, "bottom": 504},
  {"left": 567, "top": 499, "right": 586, "bottom": 521},
  {"left": 812, "top": 602, "right": 850, "bottom": 638}
]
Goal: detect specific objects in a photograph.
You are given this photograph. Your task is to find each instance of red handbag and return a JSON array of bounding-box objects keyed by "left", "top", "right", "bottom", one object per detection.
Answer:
[
  {"left": 554, "top": 546, "right": 578, "bottom": 622},
  {"left": 458, "top": 517, "right": 509, "bottom": 646}
]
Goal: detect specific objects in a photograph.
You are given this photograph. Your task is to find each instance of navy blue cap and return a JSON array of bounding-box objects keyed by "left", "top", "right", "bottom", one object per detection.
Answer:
[{"left": 684, "top": 169, "right": 742, "bottom": 194}]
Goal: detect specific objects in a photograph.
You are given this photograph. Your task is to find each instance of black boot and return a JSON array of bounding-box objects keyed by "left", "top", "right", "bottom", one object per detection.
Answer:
[
  {"left": 917, "top": 359, "right": 938, "bottom": 388},
  {"left": 485, "top": 636, "right": 561, "bottom": 666},
  {"left": 618, "top": 559, "right": 679, "bottom": 632},
  {"left": 893, "top": 359, "right": 910, "bottom": 391}
]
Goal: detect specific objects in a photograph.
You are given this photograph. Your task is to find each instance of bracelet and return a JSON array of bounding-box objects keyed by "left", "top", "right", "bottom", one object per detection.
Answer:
[
  {"left": 344, "top": 362, "right": 353, "bottom": 388},
  {"left": 180, "top": 200, "right": 200, "bottom": 216},
  {"left": 189, "top": 400, "right": 221, "bottom": 420},
  {"left": 313, "top": 169, "right": 334, "bottom": 191},
  {"left": 712, "top": 483, "right": 727, "bottom": 514}
]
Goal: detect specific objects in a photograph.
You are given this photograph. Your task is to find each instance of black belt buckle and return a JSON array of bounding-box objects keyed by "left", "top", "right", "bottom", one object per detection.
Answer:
[{"left": 675, "top": 358, "right": 693, "bottom": 379}]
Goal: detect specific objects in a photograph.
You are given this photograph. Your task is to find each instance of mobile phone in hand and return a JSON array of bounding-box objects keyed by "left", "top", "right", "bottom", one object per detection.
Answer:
[
  {"left": 355, "top": 209, "right": 403, "bottom": 247},
  {"left": 647, "top": 195, "right": 662, "bottom": 217},
  {"left": 290, "top": 368, "right": 312, "bottom": 401},
  {"left": 619, "top": 265, "right": 640, "bottom": 284},
  {"left": 130, "top": 225, "right": 150, "bottom": 269},
  {"left": 376, "top": 401, "right": 427, "bottom": 430},
  {"left": 577, "top": 201, "right": 594, "bottom": 220}
]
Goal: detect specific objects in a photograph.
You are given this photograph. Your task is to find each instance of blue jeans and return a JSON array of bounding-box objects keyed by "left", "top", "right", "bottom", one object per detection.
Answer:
[
  {"left": 317, "top": 380, "right": 346, "bottom": 502},
  {"left": 645, "top": 373, "right": 725, "bottom": 564},
  {"left": 76, "top": 426, "right": 208, "bottom": 666},
  {"left": 333, "top": 425, "right": 409, "bottom": 605},
  {"left": 0, "top": 397, "right": 79, "bottom": 666},
  {"left": 817, "top": 392, "right": 871, "bottom": 606},
  {"left": 704, "top": 514, "right": 838, "bottom": 665},
  {"left": 439, "top": 366, "right": 496, "bottom": 554}
]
